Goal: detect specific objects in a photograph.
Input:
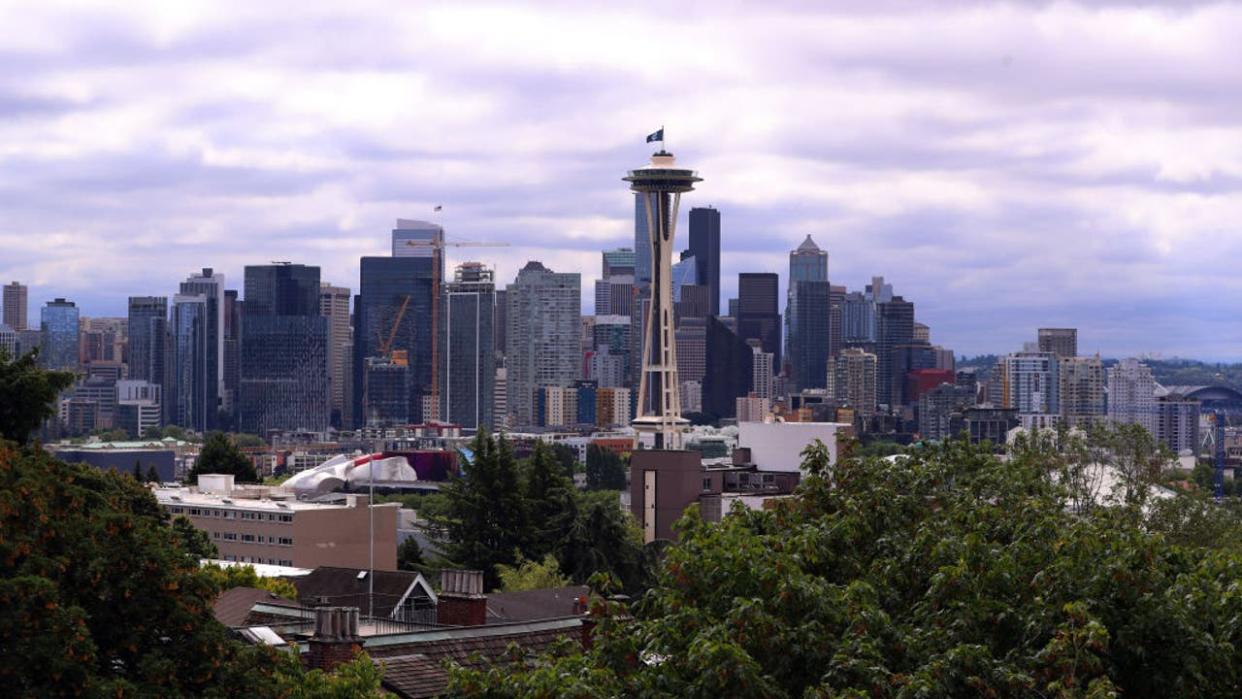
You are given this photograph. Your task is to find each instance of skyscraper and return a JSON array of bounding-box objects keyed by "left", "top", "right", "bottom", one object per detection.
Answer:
[
  {"left": 703, "top": 316, "right": 753, "bottom": 420},
  {"left": 1107, "top": 358, "right": 1157, "bottom": 436},
  {"left": 594, "top": 248, "right": 635, "bottom": 316},
  {"left": 222, "top": 289, "right": 241, "bottom": 426},
  {"left": 875, "top": 295, "right": 914, "bottom": 409},
  {"left": 736, "top": 272, "right": 781, "bottom": 371},
  {"left": 1001, "top": 351, "right": 1059, "bottom": 415},
  {"left": 3, "top": 282, "right": 27, "bottom": 331},
  {"left": 439, "top": 262, "right": 496, "bottom": 430},
  {"left": 319, "top": 283, "right": 351, "bottom": 427},
  {"left": 170, "top": 294, "right": 209, "bottom": 431},
  {"left": 625, "top": 149, "right": 701, "bottom": 448},
  {"left": 688, "top": 207, "right": 721, "bottom": 316},
  {"left": 1058, "top": 356, "right": 1105, "bottom": 428},
  {"left": 786, "top": 237, "right": 830, "bottom": 391},
  {"left": 392, "top": 219, "right": 445, "bottom": 261},
  {"left": 40, "top": 298, "right": 79, "bottom": 371},
  {"left": 353, "top": 256, "right": 436, "bottom": 426},
  {"left": 633, "top": 196, "right": 651, "bottom": 287},
  {"left": 127, "top": 296, "right": 169, "bottom": 419},
  {"left": 239, "top": 264, "right": 329, "bottom": 434},
  {"left": 505, "top": 261, "right": 581, "bottom": 427},
  {"left": 1038, "top": 328, "right": 1078, "bottom": 359},
  {"left": 179, "top": 268, "right": 225, "bottom": 429}
]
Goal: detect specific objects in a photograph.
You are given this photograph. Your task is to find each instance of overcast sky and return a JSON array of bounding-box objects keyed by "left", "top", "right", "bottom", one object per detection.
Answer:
[{"left": 2, "top": 1, "right": 1240, "bottom": 359}]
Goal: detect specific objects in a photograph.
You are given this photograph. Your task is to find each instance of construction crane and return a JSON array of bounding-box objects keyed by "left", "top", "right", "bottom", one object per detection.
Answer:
[
  {"left": 403, "top": 237, "right": 510, "bottom": 414},
  {"left": 377, "top": 294, "right": 412, "bottom": 364}
]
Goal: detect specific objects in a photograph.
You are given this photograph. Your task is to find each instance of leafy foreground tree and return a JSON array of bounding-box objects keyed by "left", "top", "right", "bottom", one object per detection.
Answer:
[
  {"left": 188, "top": 431, "right": 259, "bottom": 483},
  {"left": 0, "top": 441, "right": 381, "bottom": 696},
  {"left": 0, "top": 348, "right": 75, "bottom": 445},
  {"left": 584, "top": 444, "right": 627, "bottom": 491},
  {"left": 450, "top": 438, "right": 1242, "bottom": 698},
  {"left": 497, "top": 554, "right": 572, "bottom": 592}
]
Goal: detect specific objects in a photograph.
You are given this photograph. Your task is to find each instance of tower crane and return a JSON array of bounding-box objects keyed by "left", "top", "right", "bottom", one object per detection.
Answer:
[{"left": 403, "top": 237, "right": 510, "bottom": 417}]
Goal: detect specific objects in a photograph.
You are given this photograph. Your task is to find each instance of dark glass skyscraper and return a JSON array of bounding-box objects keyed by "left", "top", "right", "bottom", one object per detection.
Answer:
[
  {"left": 736, "top": 272, "right": 781, "bottom": 370},
  {"left": 438, "top": 263, "right": 495, "bottom": 430},
  {"left": 171, "top": 294, "right": 209, "bottom": 431},
  {"left": 353, "top": 256, "right": 435, "bottom": 426},
  {"left": 127, "top": 296, "right": 168, "bottom": 386},
  {"left": 703, "top": 315, "right": 753, "bottom": 419},
  {"left": 179, "top": 269, "right": 225, "bottom": 428},
  {"left": 789, "top": 280, "right": 832, "bottom": 390},
  {"left": 876, "top": 296, "right": 915, "bottom": 409},
  {"left": 239, "top": 264, "right": 329, "bottom": 434},
  {"left": 688, "top": 207, "right": 721, "bottom": 316},
  {"left": 40, "top": 298, "right": 79, "bottom": 371}
]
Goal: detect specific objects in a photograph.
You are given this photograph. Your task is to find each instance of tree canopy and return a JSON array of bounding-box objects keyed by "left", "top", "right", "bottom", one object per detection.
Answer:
[
  {"left": 585, "top": 444, "right": 627, "bottom": 491},
  {"left": 451, "top": 436, "right": 1242, "bottom": 698},
  {"left": 434, "top": 432, "right": 651, "bottom": 592},
  {"left": 188, "top": 431, "right": 258, "bottom": 483},
  {"left": 0, "top": 349, "right": 75, "bottom": 445}
]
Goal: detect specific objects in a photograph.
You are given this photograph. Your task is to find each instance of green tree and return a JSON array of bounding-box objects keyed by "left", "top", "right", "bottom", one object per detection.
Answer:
[
  {"left": 145, "top": 465, "right": 161, "bottom": 483},
  {"left": 557, "top": 491, "right": 646, "bottom": 592},
  {"left": 0, "top": 348, "right": 75, "bottom": 445},
  {"left": 173, "top": 515, "right": 218, "bottom": 559},
  {"left": 523, "top": 442, "right": 576, "bottom": 559},
  {"left": 188, "top": 431, "right": 258, "bottom": 483},
  {"left": 497, "top": 554, "right": 571, "bottom": 592},
  {"left": 585, "top": 444, "right": 627, "bottom": 491},
  {"left": 451, "top": 436, "right": 1242, "bottom": 697},
  {"left": 0, "top": 442, "right": 266, "bottom": 695},
  {"left": 232, "top": 433, "right": 265, "bottom": 448},
  {"left": 397, "top": 537, "right": 425, "bottom": 572},
  {"left": 132, "top": 461, "right": 143, "bottom": 481},
  {"left": 550, "top": 443, "right": 579, "bottom": 477},
  {"left": 200, "top": 563, "right": 299, "bottom": 600},
  {"left": 434, "top": 431, "right": 529, "bottom": 590}
]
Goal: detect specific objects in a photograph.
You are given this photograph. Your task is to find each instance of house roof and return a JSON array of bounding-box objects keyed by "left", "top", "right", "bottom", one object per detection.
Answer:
[
  {"left": 485, "top": 585, "right": 589, "bottom": 624},
  {"left": 373, "top": 618, "right": 584, "bottom": 699},
  {"left": 293, "top": 567, "right": 435, "bottom": 619},
  {"left": 213, "top": 587, "right": 299, "bottom": 628}
]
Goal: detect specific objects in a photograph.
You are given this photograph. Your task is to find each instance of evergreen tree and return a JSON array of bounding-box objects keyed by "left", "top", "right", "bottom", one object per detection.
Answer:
[
  {"left": 132, "top": 461, "right": 143, "bottom": 481},
  {"left": 188, "top": 432, "right": 257, "bottom": 483},
  {"left": 0, "top": 348, "right": 75, "bottom": 445},
  {"left": 522, "top": 442, "right": 576, "bottom": 559},
  {"left": 585, "top": 444, "right": 627, "bottom": 491},
  {"left": 145, "top": 465, "right": 160, "bottom": 483},
  {"left": 397, "top": 537, "right": 424, "bottom": 572},
  {"left": 435, "top": 431, "right": 529, "bottom": 590}
]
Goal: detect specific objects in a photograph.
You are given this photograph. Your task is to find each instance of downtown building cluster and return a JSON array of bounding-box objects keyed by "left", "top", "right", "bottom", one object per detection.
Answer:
[{"left": 0, "top": 211, "right": 1215, "bottom": 456}]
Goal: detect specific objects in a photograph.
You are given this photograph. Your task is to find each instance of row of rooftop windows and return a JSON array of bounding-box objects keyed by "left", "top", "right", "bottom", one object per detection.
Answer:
[
  {"left": 220, "top": 554, "right": 293, "bottom": 566},
  {"left": 166, "top": 505, "right": 293, "bottom": 523},
  {"left": 211, "top": 531, "right": 293, "bottom": 546}
]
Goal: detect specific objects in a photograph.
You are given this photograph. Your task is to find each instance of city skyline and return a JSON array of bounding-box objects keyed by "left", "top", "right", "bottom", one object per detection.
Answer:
[{"left": 3, "top": 2, "right": 1242, "bottom": 359}]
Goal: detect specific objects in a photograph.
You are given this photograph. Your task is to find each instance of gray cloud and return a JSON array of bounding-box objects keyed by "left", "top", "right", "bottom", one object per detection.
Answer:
[{"left": 1, "top": 1, "right": 1241, "bottom": 359}]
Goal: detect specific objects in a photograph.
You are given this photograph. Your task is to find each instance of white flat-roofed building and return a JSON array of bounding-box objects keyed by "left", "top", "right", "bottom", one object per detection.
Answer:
[
  {"left": 155, "top": 474, "right": 398, "bottom": 570},
  {"left": 737, "top": 421, "right": 850, "bottom": 473}
]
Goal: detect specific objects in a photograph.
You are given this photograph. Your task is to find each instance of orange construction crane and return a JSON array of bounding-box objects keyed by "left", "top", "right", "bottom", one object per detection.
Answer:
[
  {"left": 403, "top": 237, "right": 509, "bottom": 406},
  {"left": 377, "top": 294, "right": 412, "bottom": 361}
]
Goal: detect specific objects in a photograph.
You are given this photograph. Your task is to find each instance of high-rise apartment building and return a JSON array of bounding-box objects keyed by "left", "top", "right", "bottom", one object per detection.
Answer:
[
  {"left": 239, "top": 264, "right": 329, "bottom": 434},
  {"left": 0, "top": 324, "right": 15, "bottom": 357},
  {"left": 40, "top": 298, "right": 80, "bottom": 371},
  {"left": 736, "top": 272, "right": 781, "bottom": 371},
  {"left": 505, "top": 261, "right": 581, "bottom": 427},
  {"left": 1058, "top": 356, "right": 1105, "bottom": 428},
  {"left": 751, "top": 345, "right": 774, "bottom": 400},
  {"left": 438, "top": 262, "right": 496, "bottom": 431},
  {"left": 875, "top": 296, "right": 914, "bottom": 409},
  {"left": 221, "top": 290, "right": 241, "bottom": 426},
  {"left": 1156, "top": 392, "right": 1199, "bottom": 455},
  {"left": 1107, "top": 358, "right": 1157, "bottom": 436},
  {"left": 3, "top": 282, "right": 27, "bottom": 331},
  {"left": 1038, "top": 328, "right": 1077, "bottom": 359},
  {"left": 841, "top": 291, "right": 873, "bottom": 344},
  {"left": 833, "top": 347, "right": 878, "bottom": 417},
  {"left": 688, "top": 207, "right": 721, "bottom": 316},
  {"left": 179, "top": 268, "right": 226, "bottom": 429},
  {"left": 1001, "top": 351, "right": 1059, "bottom": 415},
  {"left": 918, "top": 383, "right": 976, "bottom": 441},
  {"left": 594, "top": 248, "right": 636, "bottom": 316},
  {"left": 354, "top": 256, "right": 436, "bottom": 426},
  {"left": 319, "top": 283, "right": 351, "bottom": 427},
  {"left": 596, "top": 387, "right": 633, "bottom": 427}
]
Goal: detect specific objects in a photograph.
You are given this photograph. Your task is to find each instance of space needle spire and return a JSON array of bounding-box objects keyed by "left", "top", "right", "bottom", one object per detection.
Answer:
[{"left": 624, "top": 133, "right": 702, "bottom": 449}]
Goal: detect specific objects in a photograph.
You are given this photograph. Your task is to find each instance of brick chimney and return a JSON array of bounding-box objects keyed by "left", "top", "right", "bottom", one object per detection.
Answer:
[
  {"left": 436, "top": 570, "right": 487, "bottom": 626},
  {"left": 306, "top": 606, "right": 362, "bottom": 671}
]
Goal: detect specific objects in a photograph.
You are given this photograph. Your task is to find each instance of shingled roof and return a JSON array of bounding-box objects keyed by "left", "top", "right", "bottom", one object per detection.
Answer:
[
  {"left": 371, "top": 618, "right": 585, "bottom": 699},
  {"left": 213, "top": 587, "right": 300, "bottom": 628},
  {"left": 485, "top": 585, "right": 589, "bottom": 623}
]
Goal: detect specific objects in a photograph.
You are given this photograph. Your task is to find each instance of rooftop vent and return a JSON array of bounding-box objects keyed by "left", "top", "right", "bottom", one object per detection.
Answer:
[{"left": 440, "top": 569, "right": 484, "bottom": 596}]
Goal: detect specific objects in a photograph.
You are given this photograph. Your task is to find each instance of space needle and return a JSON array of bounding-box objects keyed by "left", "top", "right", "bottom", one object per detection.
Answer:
[{"left": 624, "top": 132, "right": 702, "bottom": 449}]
